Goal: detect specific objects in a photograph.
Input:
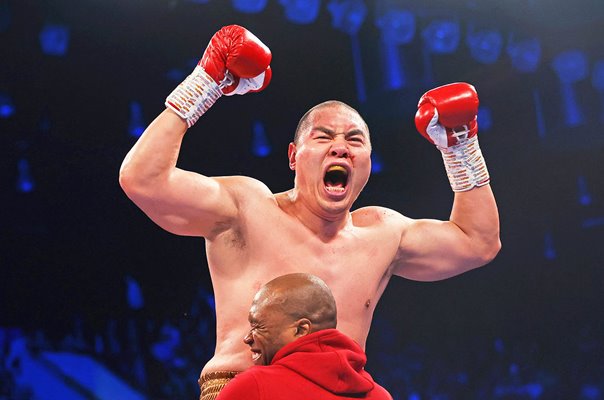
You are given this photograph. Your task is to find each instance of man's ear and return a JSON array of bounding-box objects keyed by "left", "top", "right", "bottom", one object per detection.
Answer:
[
  {"left": 288, "top": 143, "right": 297, "bottom": 171},
  {"left": 294, "top": 318, "right": 311, "bottom": 337}
]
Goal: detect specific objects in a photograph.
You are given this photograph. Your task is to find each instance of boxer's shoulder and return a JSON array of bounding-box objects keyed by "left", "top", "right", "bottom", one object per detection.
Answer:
[
  {"left": 352, "top": 205, "right": 412, "bottom": 227},
  {"left": 350, "top": 207, "right": 414, "bottom": 244},
  {"left": 214, "top": 175, "right": 274, "bottom": 200}
]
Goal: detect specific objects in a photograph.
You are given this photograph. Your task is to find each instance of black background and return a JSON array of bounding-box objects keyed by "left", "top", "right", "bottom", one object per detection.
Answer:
[{"left": 1, "top": 0, "right": 604, "bottom": 380}]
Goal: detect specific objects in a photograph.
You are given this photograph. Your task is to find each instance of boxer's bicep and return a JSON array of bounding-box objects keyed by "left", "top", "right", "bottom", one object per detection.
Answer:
[
  {"left": 392, "top": 218, "right": 490, "bottom": 281},
  {"left": 126, "top": 169, "right": 240, "bottom": 238}
]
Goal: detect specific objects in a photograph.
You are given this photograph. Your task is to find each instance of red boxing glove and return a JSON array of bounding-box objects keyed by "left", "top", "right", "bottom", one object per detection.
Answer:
[
  {"left": 414, "top": 83, "right": 479, "bottom": 149},
  {"left": 200, "top": 25, "right": 272, "bottom": 95},
  {"left": 166, "top": 25, "right": 272, "bottom": 127},
  {"left": 414, "top": 83, "right": 490, "bottom": 192}
]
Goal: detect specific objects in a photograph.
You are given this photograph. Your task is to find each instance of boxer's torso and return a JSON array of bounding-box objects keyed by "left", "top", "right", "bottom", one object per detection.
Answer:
[{"left": 201, "top": 182, "right": 408, "bottom": 375}]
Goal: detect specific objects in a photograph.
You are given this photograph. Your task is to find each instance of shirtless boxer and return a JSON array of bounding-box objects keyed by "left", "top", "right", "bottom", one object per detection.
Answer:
[{"left": 119, "top": 25, "right": 500, "bottom": 400}]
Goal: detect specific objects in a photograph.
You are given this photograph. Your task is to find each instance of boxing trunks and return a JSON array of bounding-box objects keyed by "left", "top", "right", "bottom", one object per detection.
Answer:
[{"left": 198, "top": 371, "right": 239, "bottom": 400}]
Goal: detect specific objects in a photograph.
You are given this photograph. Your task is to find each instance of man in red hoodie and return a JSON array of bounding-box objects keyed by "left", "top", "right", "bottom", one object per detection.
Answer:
[{"left": 215, "top": 273, "right": 392, "bottom": 400}]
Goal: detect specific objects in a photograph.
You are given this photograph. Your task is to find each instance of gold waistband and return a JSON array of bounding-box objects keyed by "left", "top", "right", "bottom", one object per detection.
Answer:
[
  {"left": 199, "top": 370, "right": 240, "bottom": 384},
  {"left": 198, "top": 371, "right": 240, "bottom": 400}
]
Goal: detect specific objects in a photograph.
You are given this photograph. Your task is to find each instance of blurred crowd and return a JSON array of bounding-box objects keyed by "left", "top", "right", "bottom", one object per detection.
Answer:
[{"left": 1, "top": 279, "right": 603, "bottom": 400}]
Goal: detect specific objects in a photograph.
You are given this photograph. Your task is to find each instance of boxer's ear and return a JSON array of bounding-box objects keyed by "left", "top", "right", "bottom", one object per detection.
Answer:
[
  {"left": 294, "top": 318, "right": 311, "bottom": 337},
  {"left": 288, "top": 143, "right": 297, "bottom": 170}
]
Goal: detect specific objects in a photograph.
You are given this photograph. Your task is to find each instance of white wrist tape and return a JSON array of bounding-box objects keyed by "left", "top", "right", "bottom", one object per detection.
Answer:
[
  {"left": 165, "top": 66, "right": 222, "bottom": 128},
  {"left": 439, "top": 136, "right": 490, "bottom": 192}
]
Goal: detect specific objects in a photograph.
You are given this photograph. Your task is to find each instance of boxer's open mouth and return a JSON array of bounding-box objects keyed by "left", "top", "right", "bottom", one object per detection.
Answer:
[
  {"left": 324, "top": 165, "right": 349, "bottom": 193},
  {"left": 251, "top": 349, "right": 262, "bottom": 362}
]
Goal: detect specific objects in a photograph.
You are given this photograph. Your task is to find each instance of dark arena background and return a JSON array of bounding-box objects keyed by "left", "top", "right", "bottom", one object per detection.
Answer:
[{"left": 2, "top": 0, "right": 604, "bottom": 399}]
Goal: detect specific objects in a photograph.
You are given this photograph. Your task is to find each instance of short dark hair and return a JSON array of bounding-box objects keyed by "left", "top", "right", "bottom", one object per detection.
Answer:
[{"left": 293, "top": 100, "right": 370, "bottom": 145}]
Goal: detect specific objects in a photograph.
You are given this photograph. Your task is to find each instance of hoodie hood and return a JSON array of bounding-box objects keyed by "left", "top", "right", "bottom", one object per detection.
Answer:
[{"left": 270, "top": 329, "right": 375, "bottom": 395}]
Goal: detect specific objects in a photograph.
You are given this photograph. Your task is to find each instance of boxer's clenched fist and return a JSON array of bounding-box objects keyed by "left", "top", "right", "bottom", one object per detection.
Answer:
[
  {"left": 414, "top": 82, "right": 479, "bottom": 149},
  {"left": 414, "top": 83, "right": 489, "bottom": 192},
  {"left": 166, "top": 25, "right": 272, "bottom": 127}
]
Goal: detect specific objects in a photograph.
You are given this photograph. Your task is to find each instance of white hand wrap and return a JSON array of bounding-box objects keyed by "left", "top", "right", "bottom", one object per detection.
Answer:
[
  {"left": 165, "top": 66, "right": 222, "bottom": 128},
  {"left": 439, "top": 136, "right": 490, "bottom": 192}
]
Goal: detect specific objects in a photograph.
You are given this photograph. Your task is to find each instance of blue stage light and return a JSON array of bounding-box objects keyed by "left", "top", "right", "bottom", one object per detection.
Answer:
[
  {"left": 166, "top": 67, "right": 186, "bottom": 82},
  {"left": 592, "top": 60, "right": 604, "bottom": 89},
  {"left": 351, "top": 34, "right": 367, "bottom": 102},
  {"left": 128, "top": 101, "right": 145, "bottom": 138},
  {"left": 205, "top": 293, "right": 216, "bottom": 312},
  {"left": 379, "top": 41, "right": 404, "bottom": 90},
  {"left": 252, "top": 120, "right": 271, "bottom": 157},
  {"left": 582, "top": 217, "right": 604, "bottom": 229},
  {"left": 16, "top": 158, "right": 35, "bottom": 193},
  {"left": 507, "top": 36, "right": 541, "bottom": 73},
  {"left": 524, "top": 383, "right": 544, "bottom": 398},
  {"left": 233, "top": 0, "right": 267, "bottom": 14},
  {"left": 422, "top": 19, "right": 460, "bottom": 54},
  {"left": 328, "top": 0, "right": 368, "bottom": 102},
  {"left": 327, "top": 0, "right": 367, "bottom": 35},
  {"left": 591, "top": 60, "right": 604, "bottom": 122},
  {"left": 151, "top": 323, "right": 181, "bottom": 363},
  {"left": 375, "top": 8, "right": 415, "bottom": 45},
  {"left": 375, "top": 8, "right": 415, "bottom": 90},
  {"left": 543, "top": 231, "right": 556, "bottom": 260},
  {"left": 39, "top": 24, "right": 70, "bottom": 56},
  {"left": 577, "top": 175, "right": 592, "bottom": 206},
  {"left": 466, "top": 28, "right": 502, "bottom": 65},
  {"left": 371, "top": 152, "right": 384, "bottom": 174},
  {"left": 279, "top": 0, "right": 321, "bottom": 24},
  {"left": 477, "top": 106, "right": 493, "bottom": 131},
  {"left": 494, "top": 338, "right": 505, "bottom": 353},
  {"left": 581, "top": 384, "right": 601, "bottom": 400},
  {"left": 552, "top": 50, "right": 588, "bottom": 83},
  {"left": 125, "top": 276, "right": 144, "bottom": 310},
  {"left": 0, "top": 92, "right": 15, "bottom": 118},
  {"left": 551, "top": 50, "right": 588, "bottom": 127},
  {"left": 532, "top": 89, "right": 546, "bottom": 138},
  {"left": 456, "top": 372, "right": 469, "bottom": 384}
]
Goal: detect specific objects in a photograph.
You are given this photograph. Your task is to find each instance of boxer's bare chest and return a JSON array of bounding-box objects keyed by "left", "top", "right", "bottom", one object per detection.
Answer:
[
  {"left": 203, "top": 197, "right": 403, "bottom": 356},
  {"left": 207, "top": 200, "right": 399, "bottom": 300}
]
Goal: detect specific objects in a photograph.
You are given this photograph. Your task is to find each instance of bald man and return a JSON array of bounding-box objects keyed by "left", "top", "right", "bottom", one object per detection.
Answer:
[{"left": 215, "top": 273, "right": 392, "bottom": 400}]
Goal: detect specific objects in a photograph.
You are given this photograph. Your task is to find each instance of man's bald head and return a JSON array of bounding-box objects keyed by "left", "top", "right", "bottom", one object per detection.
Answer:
[
  {"left": 293, "top": 100, "right": 371, "bottom": 146},
  {"left": 253, "top": 273, "right": 337, "bottom": 332},
  {"left": 245, "top": 273, "right": 337, "bottom": 365}
]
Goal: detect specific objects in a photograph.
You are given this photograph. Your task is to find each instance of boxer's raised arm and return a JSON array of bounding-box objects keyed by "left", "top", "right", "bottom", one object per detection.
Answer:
[
  {"left": 119, "top": 110, "right": 236, "bottom": 237},
  {"left": 392, "top": 83, "right": 500, "bottom": 281},
  {"left": 392, "top": 186, "right": 500, "bottom": 281},
  {"left": 119, "top": 25, "right": 272, "bottom": 237}
]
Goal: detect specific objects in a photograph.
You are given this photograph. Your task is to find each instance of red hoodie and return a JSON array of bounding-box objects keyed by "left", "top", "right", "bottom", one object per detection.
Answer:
[{"left": 215, "top": 329, "right": 392, "bottom": 400}]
